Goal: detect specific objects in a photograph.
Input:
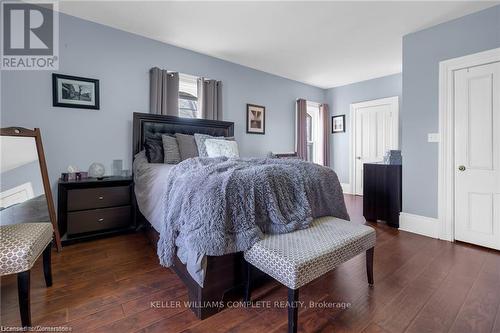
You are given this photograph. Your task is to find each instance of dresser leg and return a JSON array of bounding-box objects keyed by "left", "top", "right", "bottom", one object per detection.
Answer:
[{"left": 17, "top": 270, "right": 31, "bottom": 327}]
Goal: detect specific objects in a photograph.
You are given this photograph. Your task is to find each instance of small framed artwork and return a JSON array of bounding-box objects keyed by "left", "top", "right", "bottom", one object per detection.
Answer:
[
  {"left": 246, "top": 104, "right": 265, "bottom": 134},
  {"left": 52, "top": 74, "right": 100, "bottom": 109},
  {"left": 332, "top": 115, "right": 345, "bottom": 133}
]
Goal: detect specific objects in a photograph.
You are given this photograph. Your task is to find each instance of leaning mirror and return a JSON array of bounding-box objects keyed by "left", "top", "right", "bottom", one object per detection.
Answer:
[{"left": 0, "top": 127, "right": 62, "bottom": 251}]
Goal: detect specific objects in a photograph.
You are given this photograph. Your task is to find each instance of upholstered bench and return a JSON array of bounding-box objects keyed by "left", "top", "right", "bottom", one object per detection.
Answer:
[
  {"left": 244, "top": 216, "right": 376, "bottom": 333},
  {"left": 0, "top": 223, "right": 54, "bottom": 327}
]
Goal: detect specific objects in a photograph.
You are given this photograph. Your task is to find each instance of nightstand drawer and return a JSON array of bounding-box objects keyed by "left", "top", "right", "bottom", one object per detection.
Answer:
[
  {"left": 67, "top": 186, "right": 130, "bottom": 211},
  {"left": 67, "top": 206, "right": 131, "bottom": 235}
]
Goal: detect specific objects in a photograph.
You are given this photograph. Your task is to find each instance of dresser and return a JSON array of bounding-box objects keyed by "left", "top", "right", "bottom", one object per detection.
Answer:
[
  {"left": 363, "top": 163, "right": 402, "bottom": 228},
  {"left": 58, "top": 177, "right": 135, "bottom": 245}
]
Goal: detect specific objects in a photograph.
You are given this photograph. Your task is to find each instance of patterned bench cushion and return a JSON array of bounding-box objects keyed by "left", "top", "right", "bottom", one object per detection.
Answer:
[
  {"left": 0, "top": 223, "right": 53, "bottom": 275},
  {"left": 244, "top": 217, "right": 376, "bottom": 289}
]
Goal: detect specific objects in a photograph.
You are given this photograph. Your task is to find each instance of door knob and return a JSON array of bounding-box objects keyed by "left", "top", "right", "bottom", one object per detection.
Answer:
[
  {"left": 356, "top": 156, "right": 362, "bottom": 160},
  {"left": 458, "top": 165, "right": 466, "bottom": 171}
]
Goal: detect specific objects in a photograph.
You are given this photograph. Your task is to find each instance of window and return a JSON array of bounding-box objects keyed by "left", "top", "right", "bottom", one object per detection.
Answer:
[
  {"left": 178, "top": 73, "right": 200, "bottom": 118},
  {"left": 306, "top": 101, "right": 321, "bottom": 164}
]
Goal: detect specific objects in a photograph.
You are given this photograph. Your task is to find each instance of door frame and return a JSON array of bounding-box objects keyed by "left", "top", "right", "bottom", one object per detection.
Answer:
[
  {"left": 349, "top": 96, "right": 399, "bottom": 195},
  {"left": 438, "top": 47, "right": 500, "bottom": 242}
]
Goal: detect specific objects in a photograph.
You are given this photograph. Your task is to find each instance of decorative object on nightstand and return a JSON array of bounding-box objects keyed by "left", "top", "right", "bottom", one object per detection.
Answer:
[
  {"left": 363, "top": 163, "right": 402, "bottom": 228},
  {"left": 383, "top": 150, "right": 402, "bottom": 165},
  {"left": 112, "top": 159, "right": 123, "bottom": 176},
  {"left": 57, "top": 176, "right": 135, "bottom": 245},
  {"left": 88, "top": 162, "right": 105, "bottom": 179}
]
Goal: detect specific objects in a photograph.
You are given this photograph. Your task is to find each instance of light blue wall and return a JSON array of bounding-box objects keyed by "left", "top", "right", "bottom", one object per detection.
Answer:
[
  {"left": 325, "top": 74, "right": 402, "bottom": 183},
  {"left": 1, "top": 12, "right": 325, "bottom": 192},
  {"left": 402, "top": 5, "right": 500, "bottom": 218}
]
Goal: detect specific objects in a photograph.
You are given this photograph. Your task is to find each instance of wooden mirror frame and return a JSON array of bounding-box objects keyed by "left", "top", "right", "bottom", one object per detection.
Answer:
[{"left": 0, "top": 127, "right": 62, "bottom": 251}]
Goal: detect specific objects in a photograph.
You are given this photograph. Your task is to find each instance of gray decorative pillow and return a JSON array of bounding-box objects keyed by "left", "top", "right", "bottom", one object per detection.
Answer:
[
  {"left": 205, "top": 139, "right": 240, "bottom": 158},
  {"left": 175, "top": 133, "right": 199, "bottom": 161},
  {"left": 161, "top": 135, "right": 181, "bottom": 164},
  {"left": 194, "top": 133, "right": 224, "bottom": 157}
]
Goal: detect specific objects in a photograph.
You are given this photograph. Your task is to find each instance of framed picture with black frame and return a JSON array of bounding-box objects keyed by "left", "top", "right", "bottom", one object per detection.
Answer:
[
  {"left": 332, "top": 115, "right": 345, "bottom": 133},
  {"left": 246, "top": 104, "right": 265, "bottom": 134},
  {"left": 52, "top": 74, "right": 100, "bottom": 110}
]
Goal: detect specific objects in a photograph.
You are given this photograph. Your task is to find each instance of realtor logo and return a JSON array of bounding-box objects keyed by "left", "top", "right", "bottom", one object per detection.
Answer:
[{"left": 1, "top": 1, "right": 59, "bottom": 70}]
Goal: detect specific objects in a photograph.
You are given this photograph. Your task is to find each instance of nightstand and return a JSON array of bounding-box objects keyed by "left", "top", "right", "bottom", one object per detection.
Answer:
[{"left": 58, "top": 176, "right": 135, "bottom": 245}]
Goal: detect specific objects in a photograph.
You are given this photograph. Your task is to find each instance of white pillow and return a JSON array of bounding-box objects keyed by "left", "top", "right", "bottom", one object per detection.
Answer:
[{"left": 205, "top": 139, "right": 240, "bottom": 158}]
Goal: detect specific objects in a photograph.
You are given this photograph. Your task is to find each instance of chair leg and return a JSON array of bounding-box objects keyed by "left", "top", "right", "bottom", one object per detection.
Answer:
[
  {"left": 366, "top": 247, "right": 374, "bottom": 285},
  {"left": 43, "top": 244, "right": 53, "bottom": 287},
  {"left": 287, "top": 288, "right": 299, "bottom": 333},
  {"left": 17, "top": 270, "right": 31, "bottom": 327},
  {"left": 243, "top": 261, "right": 252, "bottom": 304}
]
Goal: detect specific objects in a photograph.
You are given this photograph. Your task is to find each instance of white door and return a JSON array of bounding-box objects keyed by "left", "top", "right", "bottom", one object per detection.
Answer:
[
  {"left": 352, "top": 97, "right": 399, "bottom": 195},
  {"left": 454, "top": 62, "right": 500, "bottom": 250}
]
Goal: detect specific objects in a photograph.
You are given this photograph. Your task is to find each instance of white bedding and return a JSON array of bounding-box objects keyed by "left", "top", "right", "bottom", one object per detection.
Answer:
[
  {"left": 133, "top": 151, "right": 174, "bottom": 231},
  {"left": 133, "top": 151, "right": 207, "bottom": 286}
]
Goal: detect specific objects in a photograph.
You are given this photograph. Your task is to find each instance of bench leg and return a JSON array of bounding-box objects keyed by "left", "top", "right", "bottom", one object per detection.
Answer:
[
  {"left": 366, "top": 247, "right": 374, "bottom": 285},
  {"left": 244, "top": 261, "right": 252, "bottom": 304},
  {"left": 43, "top": 244, "right": 53, "bottom": 287},
  {"left": 17, "top": 270, "right": 31, "bottom": 327},
  {"left": 287, "top": 288, "right": 299, "bottom": 333}
]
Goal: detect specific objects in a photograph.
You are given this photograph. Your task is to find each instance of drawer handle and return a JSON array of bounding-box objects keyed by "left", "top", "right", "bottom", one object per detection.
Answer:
[
  {"left": 98, "top": 196, "right": 104, "bottom": 200},
  {"left": 98, "top": 218, "right": 104, "bottom": 223}
]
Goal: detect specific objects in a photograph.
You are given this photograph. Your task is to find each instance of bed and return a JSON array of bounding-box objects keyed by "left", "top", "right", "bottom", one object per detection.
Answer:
[
  {"left": 132, "top": 112, "right": 348, "bottom": 320},
  {"left": 133, "top": 112, "right": 248, "bottom": 319}
]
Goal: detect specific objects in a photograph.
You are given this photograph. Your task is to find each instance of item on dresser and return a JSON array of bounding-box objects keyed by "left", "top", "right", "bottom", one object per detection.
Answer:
[
  {"left": 204, "top": 138, "right": 239, "bottom": 158},
  {"left": 61, "top": 171, "right": 88, "bottom": 181},
  {"left": 0, "top": 127, "right": 62, "bottom": 251},
  {"left": 384, "top": 150, "right": 402, "bottom": 165},
  {"left": 88, "top": 162, "right": 105, "bottom": 178},
  {"left": 57, "top": 176, "right": 134, "bottom": 245},
  {"left": 363, "top": 163, "right": 402, "bottom": 228},
  {"left": 112, "top": 159, "right": 123, "bottom": 176}
]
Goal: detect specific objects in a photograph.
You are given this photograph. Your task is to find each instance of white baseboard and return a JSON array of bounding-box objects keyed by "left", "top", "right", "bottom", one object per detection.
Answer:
[
  {"left": 399, "top": 212, "right": 439, "bottom": 239},
  {"left": 341, "top": 183, "right": 352, "bottom": 194}
]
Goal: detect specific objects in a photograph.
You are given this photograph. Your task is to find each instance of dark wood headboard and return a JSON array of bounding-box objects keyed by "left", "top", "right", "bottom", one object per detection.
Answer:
[{"left": 132, "top": 112, "right": 235, "bottom": 157}]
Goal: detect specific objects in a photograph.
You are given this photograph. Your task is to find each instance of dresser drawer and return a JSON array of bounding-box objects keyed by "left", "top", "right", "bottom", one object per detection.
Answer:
[
  {"left": 67, "top": 186, "right": 130, "bottom": 211},
  {"left": 67, "top": 206, "right": 131, "bottom": 235}
]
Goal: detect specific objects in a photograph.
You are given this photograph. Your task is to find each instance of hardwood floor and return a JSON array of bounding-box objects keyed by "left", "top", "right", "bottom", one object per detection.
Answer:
[{"left": 1, "top": 194, "right": 500, "bottom": 332}]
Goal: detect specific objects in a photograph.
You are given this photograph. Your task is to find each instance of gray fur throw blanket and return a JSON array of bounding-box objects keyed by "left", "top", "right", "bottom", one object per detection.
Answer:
[{"left": 158, "top": 157, "right": 349, "bottom": 267}]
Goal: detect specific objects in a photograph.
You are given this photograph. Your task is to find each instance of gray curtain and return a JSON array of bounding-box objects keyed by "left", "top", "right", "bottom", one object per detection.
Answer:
[
  {"left": 149, "top": 67, "right": 179, "bottom": 115},
  {"left": 199, "top": 78, "right": 222, "bottom": 120},
  {"left": 320, "top": 103, "right": 330, "bottom": 167},
  {"left": 296, "top": 99, "right": 308, "bottom": 160}
]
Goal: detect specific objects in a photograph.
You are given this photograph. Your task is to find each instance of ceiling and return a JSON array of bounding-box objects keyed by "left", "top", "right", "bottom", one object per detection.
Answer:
[{"left": 58, "top": 1, "right": 499, "bottom": 89}]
